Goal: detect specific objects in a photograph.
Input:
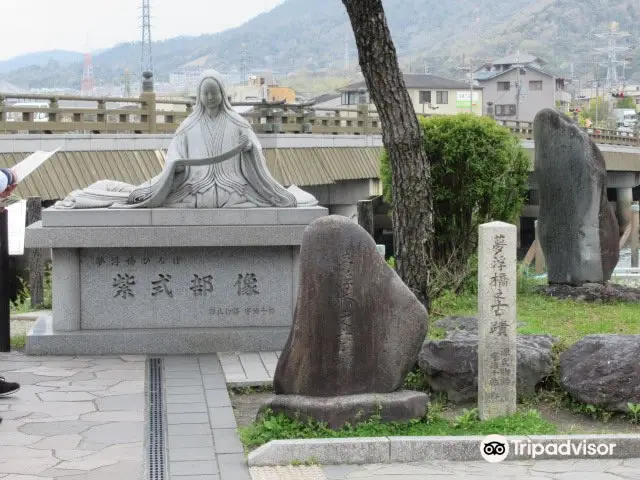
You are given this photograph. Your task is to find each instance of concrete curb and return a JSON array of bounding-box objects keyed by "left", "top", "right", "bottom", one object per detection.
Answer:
[{"left": 247, "top": 434, "right": 640, "bottom": 466}]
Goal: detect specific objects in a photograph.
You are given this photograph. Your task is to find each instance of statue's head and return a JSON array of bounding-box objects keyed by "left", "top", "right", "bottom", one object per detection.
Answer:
[
  {"left": 195, "top": 70, "right": 230, "bottom": 113},
  {"left": 177, "top": 69, "right": 249, "bottom": 133},
  {"left": 199, "top": 77, "right": 223, "bottom": 110}
]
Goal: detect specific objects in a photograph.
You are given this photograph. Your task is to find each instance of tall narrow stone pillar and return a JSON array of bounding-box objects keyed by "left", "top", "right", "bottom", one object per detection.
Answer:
[
  {"left": 617, "top": 187, "right": 633, "bottom": 237},
  {"left": 478, "top": 221, "right": 517, "bottom": 420}
]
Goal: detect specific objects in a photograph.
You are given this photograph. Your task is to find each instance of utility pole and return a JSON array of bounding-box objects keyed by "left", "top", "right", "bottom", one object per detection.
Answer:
[
  {"left": 514, "top": 50, "right": 523, "bottom": 121},
  {"left": 469, "top": 59, "right": 474, "bottom": 114},
  {"left": 344, "top": 34, "right": 350, "bottom": 72},
  {"left": 456, "top": 55, "right": 475, "bottom": 114},
  {"left": 241, "top": 43, "right": 248, "bottom": 84},
  {"left": 124, "top": 68, "right": 132, "bottom": 97}
]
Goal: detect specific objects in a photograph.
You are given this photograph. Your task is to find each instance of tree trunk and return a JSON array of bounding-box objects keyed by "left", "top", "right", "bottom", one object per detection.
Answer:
[
  {"left": 342, "top": 0, "right": 434, "bottom": 309},
  {"left": 26, "top": 197, "right": 44, "bottom": 307}
]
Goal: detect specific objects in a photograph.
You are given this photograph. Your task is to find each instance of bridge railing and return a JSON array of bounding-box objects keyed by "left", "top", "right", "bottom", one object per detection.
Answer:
[
  {"left": 495, "top": 119, "right": 640, "bottom": 147},
  {"left": 0, "top": 92, "right": 382, "bottom": 136},
  {"left": 1, "top": 91, "right": 639, "bottom": 146}
]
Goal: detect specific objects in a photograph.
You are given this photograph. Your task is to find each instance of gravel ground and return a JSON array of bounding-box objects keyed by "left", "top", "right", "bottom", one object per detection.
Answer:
[{"left": 10, "top": 319, "right": 34, "bottom": 337}]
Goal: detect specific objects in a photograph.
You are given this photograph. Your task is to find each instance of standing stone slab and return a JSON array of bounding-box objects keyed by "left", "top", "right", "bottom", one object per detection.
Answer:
[
  {"left": 261, "top": 215, "right": 429, "bottom": 427},
  {"left": 477, "top": 221, "right": 517, "bottom": 420},
  {"left": 274, "top": 215, "right": 428, "bottom": 395},
  {"left": 534, "top": 108, "right": 619, "bottom": 285}
]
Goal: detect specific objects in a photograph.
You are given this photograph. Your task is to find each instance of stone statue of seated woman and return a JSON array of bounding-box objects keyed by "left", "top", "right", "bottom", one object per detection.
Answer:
[{"left": 54, "top": 69, "right": 318, "bottom": 209}]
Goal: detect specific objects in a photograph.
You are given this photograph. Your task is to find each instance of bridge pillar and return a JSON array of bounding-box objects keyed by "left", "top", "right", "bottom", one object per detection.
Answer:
[{"left": 617, "top": 187, "right": 634, "bottom": 237}]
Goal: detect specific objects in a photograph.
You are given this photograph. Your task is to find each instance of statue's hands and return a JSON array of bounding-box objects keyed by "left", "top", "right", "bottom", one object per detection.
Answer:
[{"left": 239, "top": 132, "right": 253, "bottom": 152}]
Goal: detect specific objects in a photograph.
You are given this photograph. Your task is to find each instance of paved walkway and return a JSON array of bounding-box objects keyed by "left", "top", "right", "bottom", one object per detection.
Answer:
[
  {"left": 2, "top": 351, "right": 639, "bottom": 480},
  {"left": 164, "top": 355, "right": 250, "bottom": 480},
  {"left": 0, "top": 352, "right": 145, "bottom": 479},
  {"left": 217, "top": 351, "right": 278, "bottom": 387}
]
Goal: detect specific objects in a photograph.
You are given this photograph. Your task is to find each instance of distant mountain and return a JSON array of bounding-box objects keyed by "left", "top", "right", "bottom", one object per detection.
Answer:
[
  {"left": 0, "top": 50, "right": 83, "bottom": 75},
  {"left": 2, "top": 0, "right": 640, "bottom": 90}
]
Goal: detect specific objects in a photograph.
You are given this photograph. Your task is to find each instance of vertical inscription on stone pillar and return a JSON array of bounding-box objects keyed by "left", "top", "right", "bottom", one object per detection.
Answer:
[
  {"left": 338, "top": 252, "right": 355, "bottom": 374},
  {"left": 478, "top": 221, "right": 517, "bottom": 420}
]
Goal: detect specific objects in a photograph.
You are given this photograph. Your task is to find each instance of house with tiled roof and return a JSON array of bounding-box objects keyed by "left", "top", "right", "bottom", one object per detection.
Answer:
[
  {"left": 473, "top": 53, "right": 571, "bottom": 122},
  {"left": 338, "top": 73, "right": 484, "bottom": 116}
]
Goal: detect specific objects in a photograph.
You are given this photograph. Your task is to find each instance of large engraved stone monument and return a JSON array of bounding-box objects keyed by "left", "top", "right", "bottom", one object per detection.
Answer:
[
  {"left": 260, "top": 216, "right": 429, "bottom": 428},
  {"left": 24, "top": 70, "right": 327, "bottom": 354}
]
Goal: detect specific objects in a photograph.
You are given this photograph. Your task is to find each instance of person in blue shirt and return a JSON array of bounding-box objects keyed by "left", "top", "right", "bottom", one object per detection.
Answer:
[
  {"left": 0, "top": 166, "right": 21, "bottom": 416},
  {"left": 0, "top": 168, "right": 18, "bottom": 199}
]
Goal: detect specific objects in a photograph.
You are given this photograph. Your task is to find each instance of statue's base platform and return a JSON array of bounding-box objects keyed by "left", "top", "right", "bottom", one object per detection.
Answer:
[
  {"left": 25, "top": 207, "right": 328, "bottom": 355},
  {"left": 27, "top": 315, "right": 289, "bottom": 355}
]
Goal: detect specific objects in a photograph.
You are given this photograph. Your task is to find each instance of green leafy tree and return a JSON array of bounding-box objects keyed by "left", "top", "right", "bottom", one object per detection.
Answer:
[
  {"left": 616, "top": 96, "right": 636, "bottom": 109},
  {"left": 578, "top": 97, "right": 610, "bottom": 127},
  {"left": 380, "top": 114, "right": 529, "bottom": 300}
]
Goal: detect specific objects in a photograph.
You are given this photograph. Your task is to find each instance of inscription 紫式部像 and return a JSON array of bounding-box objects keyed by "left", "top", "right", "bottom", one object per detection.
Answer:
[{"left": 79, "top": 247, "right": 293, "bottom": 330}]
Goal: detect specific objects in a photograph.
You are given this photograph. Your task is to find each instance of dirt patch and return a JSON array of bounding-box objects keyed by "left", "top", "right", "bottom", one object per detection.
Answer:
[
  {"left": 231, "top": 392, "right": 640, "bottom": 434},
  {"left": 231, "top": 392, "right": 275, "bottom": 428}
]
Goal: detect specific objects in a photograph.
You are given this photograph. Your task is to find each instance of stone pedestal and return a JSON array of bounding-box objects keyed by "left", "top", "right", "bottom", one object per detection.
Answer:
[
  {"left": 259, "top": 391, "right": 429, "bottom": 429},
  {"left": 24, "top": 206, "right": 327, "bottom": 354}
]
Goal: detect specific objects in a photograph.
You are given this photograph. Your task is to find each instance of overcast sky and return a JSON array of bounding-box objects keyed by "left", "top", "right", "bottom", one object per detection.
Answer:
[{"left": 0, "top": 0, "right": 285, "bottom": 60}]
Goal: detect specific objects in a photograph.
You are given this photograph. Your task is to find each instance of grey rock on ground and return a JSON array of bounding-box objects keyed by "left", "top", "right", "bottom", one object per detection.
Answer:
[
  {"left": 419, "top": 331, "right": 558, "bottom": 403},
  {"left": 264, "top": 215, "right": 429, "bottom": 427},
  {"left": 560, "top": 334, "right": 640, "bottom": 412},
  {"left": 534, "top": 108, "right": 619, "bottom": 285}
]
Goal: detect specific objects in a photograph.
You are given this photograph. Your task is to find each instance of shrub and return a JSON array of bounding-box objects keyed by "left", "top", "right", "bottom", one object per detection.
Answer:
[{"left": 380, "top": 114, "right": 529, "bottom": 300}]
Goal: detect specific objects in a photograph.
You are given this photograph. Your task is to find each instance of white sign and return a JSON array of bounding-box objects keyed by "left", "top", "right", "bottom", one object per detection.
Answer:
[
  {"left": 13, "top": 147, "right": 60, "bottom": 183},
  {"left": 456, "top": 91, "right": 480, "bottom": 108},
  {"left": 7, "top": 200, "right": 26, "bottom": 256}
]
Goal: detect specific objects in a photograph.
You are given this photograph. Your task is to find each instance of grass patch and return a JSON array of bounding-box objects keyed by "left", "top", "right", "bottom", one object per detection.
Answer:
[
  {"left": 10, "top": 264, "right": 52, "bottom": 315},
  {"left": 10, "top": 334, "right": 26, "bottom": 350},
  {"left": 239, "top": 408, "right": 557, "bottom": 451},
  {"left": 430, "top": 269, "right": 640, "bottom": 345}
]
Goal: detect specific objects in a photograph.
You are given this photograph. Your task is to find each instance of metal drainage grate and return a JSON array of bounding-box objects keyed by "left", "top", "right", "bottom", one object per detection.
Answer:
[{"left": 148, "top": 357, "right": 167, "bottom": 480}]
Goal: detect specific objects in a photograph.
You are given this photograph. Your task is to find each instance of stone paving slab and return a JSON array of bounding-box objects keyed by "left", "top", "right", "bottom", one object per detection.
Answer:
[
  {"left": 249, "top": 459, "right": 640, "bottom": 479},
  {"left": 0, "top": 352, "right": 145, "bottom": 480},
  {"left": 164, "top": 355, "right": 251, "bottom": 480},
  {"left": 217, "top": 352, "right": 279, "bottom": 387}
]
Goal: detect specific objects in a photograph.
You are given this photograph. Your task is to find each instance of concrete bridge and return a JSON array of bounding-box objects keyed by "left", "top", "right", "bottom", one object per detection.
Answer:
[{"left": 1, "top": 133, "right": 639, "bottom": 252}]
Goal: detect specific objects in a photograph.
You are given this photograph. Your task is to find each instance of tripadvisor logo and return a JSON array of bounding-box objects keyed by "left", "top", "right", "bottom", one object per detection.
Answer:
[
  {"left": 480, "top": 435, "right": 509, "bottom": 463},
  {"left": 480, "top": 435, "right": 617, "bottom": 462}
]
